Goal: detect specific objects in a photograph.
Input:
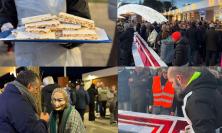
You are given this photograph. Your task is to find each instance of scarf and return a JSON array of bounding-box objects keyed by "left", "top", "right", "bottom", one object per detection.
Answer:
[
  {"left": 10, "top": 81, "right": 39, "bottom": 119},
  {"left": 49, "top": 105, "right": 72, "bottom": 133}
]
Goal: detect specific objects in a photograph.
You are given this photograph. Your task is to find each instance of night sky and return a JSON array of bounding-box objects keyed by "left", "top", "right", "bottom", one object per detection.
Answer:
[
  {"left": 0, "top": 67, "right": 108, "bottom": 88},
  {"left": 40, "top": 67, "right": 108, "bottom": 83}
]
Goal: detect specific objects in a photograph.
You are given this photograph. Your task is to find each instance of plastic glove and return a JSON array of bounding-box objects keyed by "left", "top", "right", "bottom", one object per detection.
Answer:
[{"left": 1, "top": 22, "right": 14, "bottom": 32}]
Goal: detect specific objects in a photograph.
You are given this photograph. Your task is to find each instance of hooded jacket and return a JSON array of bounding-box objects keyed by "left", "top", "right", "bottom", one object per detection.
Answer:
[{"left": 180, "top": 69, "right": 222, "bottom": 133}]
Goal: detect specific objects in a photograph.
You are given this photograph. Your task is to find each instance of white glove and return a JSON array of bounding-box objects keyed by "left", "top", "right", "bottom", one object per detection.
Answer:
[{"left": 1, "top": 22, "right": 14, "bottom": 32}]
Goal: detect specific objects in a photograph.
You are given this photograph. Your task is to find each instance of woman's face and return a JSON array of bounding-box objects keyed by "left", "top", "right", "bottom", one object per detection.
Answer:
[{"left": 51, "top": 92, "right": 66, "bottom": 111}]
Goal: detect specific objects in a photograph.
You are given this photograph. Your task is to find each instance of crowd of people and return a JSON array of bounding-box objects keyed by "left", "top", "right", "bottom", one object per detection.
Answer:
[
  {"left": 0, "top": 70, "right": 117, "bottom": 133},
  {"left": 118, "top": 67, "right": 222, "bottom": 132},
  {"left": 118, "top": 18, "right": 222, "bottom": 66}
]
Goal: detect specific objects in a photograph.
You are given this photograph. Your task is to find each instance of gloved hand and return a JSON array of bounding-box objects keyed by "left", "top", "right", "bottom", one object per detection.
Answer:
[{"left": 1, "top": 22, "right": 14, "bottom": 32}]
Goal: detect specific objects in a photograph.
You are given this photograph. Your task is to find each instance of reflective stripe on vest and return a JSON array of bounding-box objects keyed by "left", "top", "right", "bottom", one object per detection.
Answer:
[{"left": 152, "top": 76, "right": 175, "bottom": 108}]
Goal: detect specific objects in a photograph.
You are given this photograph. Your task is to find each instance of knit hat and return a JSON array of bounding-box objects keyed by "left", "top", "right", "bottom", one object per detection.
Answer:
[{"left": 171, "top": 31, "right": 181, "bottom": 42}]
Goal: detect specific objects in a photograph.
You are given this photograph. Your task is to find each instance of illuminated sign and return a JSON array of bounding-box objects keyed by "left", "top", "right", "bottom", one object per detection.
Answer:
[
  {"left": 191, "top": 4, "right": 197, "bottom": 10},
  {"left": 209, "top": 0, "right": 215, "bottom": 6}
]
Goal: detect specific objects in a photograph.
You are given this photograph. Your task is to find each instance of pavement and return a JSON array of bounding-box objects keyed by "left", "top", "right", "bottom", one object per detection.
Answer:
[
  {"left": 0, "top": 2, "right": 115, "bottom": 66},
  {"left": 84, "top": 110, "right": 118, "bottom": 133}
]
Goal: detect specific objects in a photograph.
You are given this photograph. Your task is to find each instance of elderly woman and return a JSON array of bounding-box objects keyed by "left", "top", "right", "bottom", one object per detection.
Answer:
[{"left": 49, "top": 88, "right": 85, "bottom": 133}]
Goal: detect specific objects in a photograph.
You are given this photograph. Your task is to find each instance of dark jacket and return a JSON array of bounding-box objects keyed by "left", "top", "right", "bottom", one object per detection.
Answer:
[
  {"left": 87, "top": 86, "right": 98, "bottom": 105},
  {"left": 129, "top": 69, "right": 152, "bottom": 105},
  {"left": 76, "top": 87, "right": 89, "bottom": 109},
  {"left": 180, "top": 69, "right": 222, "bottom": 133},
  {"left": 196, "top": 26, "right": 206, "bottom": 48},
  {"left": 118, "top": 68, "right": 131, "bottom": 102},
  {"left": 0, "top": 84, "right": 48, "bottom": 133},
  {"left": 0, "top": 0, "right": 91, "bottom": 30},
  {"left": 140, "top": 25, "right": 147, "bottom": 41},
  {"left": 205, "top": 28, "right": 219, "bottom": 51},
  {"left": 187, "top": 27, "right": 198, "bottom": 49},
  {"left": 119, "top": 27, "right": 135, "bottom": 66},
  {"left": 119, "top": 27, "right": 134, "bottom": 52},
  {"left": 69, "top": 88, "right": 77, "bottom": 106},
  {"left": 217, "top": 30, "right": 222, "bottom": 52},
  {"left": 173, "top": 38, "right": 189, "bottom": 66},
  {"left": 41, "top": 84, "right": 60, "bottom": 114}
]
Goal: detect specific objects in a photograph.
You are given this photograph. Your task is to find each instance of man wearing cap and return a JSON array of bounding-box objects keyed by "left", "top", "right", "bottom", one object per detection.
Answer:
[
  {"left": 171, "top": 31, "right": 189, "bottom": 66},
  {"left": 75, "top": 80, "right": 89, "bottom": 121}
]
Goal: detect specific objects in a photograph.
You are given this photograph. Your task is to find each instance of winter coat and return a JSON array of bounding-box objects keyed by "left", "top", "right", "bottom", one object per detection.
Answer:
[
  {"left": 98, "top": 87, "right": 109, "bottom": 102},
  {"left": 41, "top": 84, "right": 60, "bottom": 114},
  {"left": 87, "top": 86, "right": 98, "bottom": 105},
  {"left": 118, "top": 69, "right": 131, "bottom": 102},
  {"left": 180, "top": 69, "right": 222, "bottom": 133},
  {"left": 187, "top": 27, "right": 198, "bottom": 49},
  {"left": 128, "top": 70, "right": 152, "bottom": 105},
  {"left": 119, "top": 27, "right": 135, "bottom": 66},
  {"left": 205, "top": 28, "right": 219, "bottom": 51},
  {"left": 76, "top": 87, "right": 89, "bottom": 110},
  {"left": 147, "top": 29, "right": 158, "bottom": 46},
  {"left": 160, "top": 37, "right": 175, "bottom": 64},
  {"left": 173, "top": 38, "right": 189, "bottom": 66},
  {"left": 0, "top": 84, "right": 47, "bottom": 133}
]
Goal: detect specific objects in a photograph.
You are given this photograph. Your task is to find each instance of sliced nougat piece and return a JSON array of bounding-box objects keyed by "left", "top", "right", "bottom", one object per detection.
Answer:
[
  {"left": 22, "top": 14, "right": 57, "bottom": 24},
  {"left": 25, "top": 20, "right": 60, "bottom": 28},
  {"left": 58, "top": 12, "right": 95, "bottom": 29},
  {"left": 25, "top": 28, "right": 51, "bottom": 34},
  {"left": 60, "top": 28, "right": 98, "bottom": 40},
  {"left": 15, "top": 31, "right": 56, "bottom": 39},
  {"left": 50, "top": 23, "right": 81, "bottom": 31}
]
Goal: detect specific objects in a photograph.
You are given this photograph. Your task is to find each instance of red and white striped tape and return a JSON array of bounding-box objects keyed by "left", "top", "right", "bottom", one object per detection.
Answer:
[
  {"left": 118, "top": 110, "right": 188, "bottom": 133},
  {"left": 132, "top": 32, "right": 167, "bottom": 67}
]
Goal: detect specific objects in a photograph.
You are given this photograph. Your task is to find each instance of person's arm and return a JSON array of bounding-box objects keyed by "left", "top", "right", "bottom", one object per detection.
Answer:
[
  {"left": 7, "top": 97, "right": 48, "bottom": 133},
  {"left": 186, "top": 97, "right": 217, "bottom": 133},
  {"left": 0, "top": 0, "right": 18, "bottom": 30},
  {"left": 67, "top": 0, "right": 91, "bottom": 19}
]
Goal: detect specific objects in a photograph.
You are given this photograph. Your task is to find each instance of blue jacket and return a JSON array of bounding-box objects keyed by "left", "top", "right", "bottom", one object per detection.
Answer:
[
  {"left": 0, "top": 84, "right": 48, "bottom": 133},
  {"left": 160, "top": 37, "right": 175, "bottom": 64},
  {"left": 76, "top": 87, "right": 89, "bottom": 109}
]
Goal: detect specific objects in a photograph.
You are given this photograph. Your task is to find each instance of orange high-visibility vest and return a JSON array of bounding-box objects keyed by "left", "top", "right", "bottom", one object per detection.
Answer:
[{"left": 152, "top": 76, "right": 175, "bottom": 108}]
